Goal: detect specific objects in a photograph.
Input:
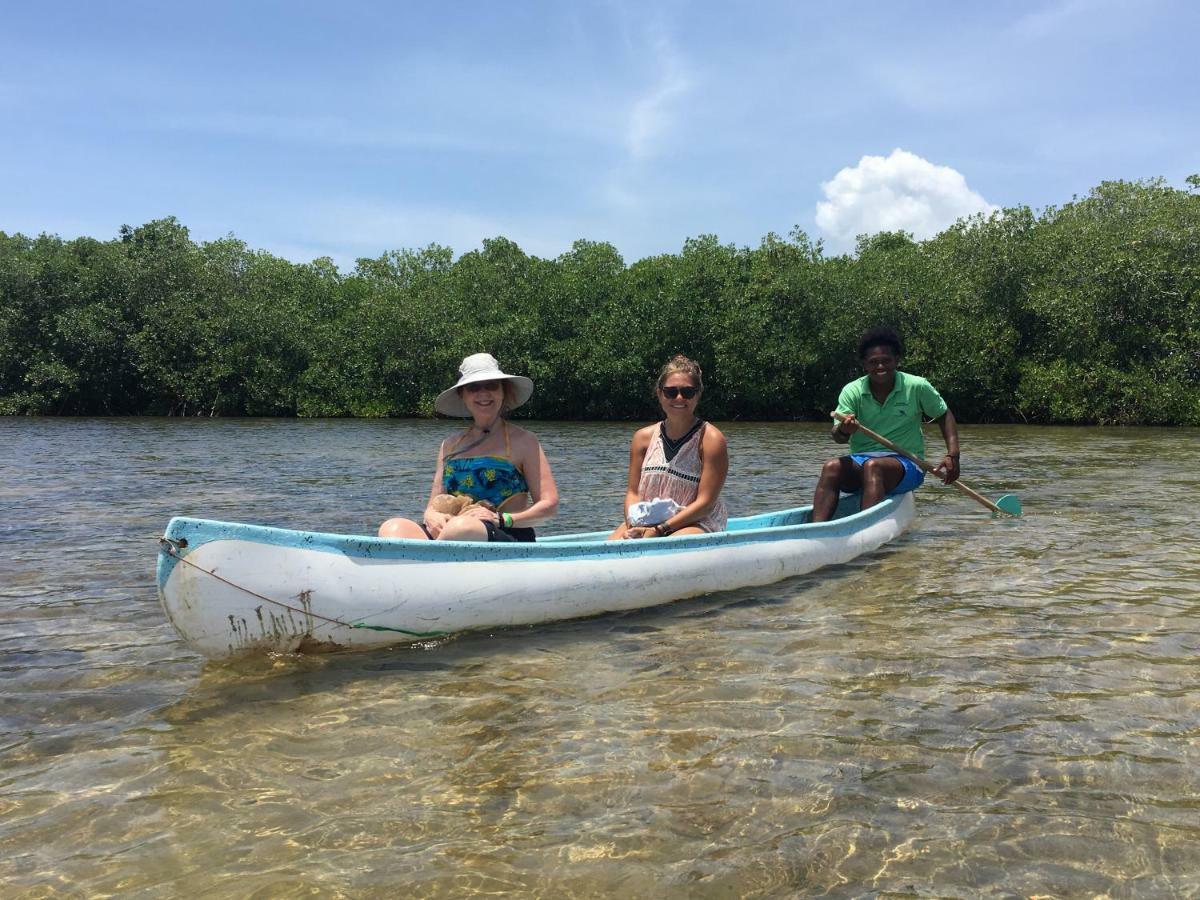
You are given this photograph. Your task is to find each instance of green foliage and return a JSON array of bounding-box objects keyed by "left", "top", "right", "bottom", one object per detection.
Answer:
[{"left": 1, "top": 177, "right": 1197, "bottom": 423}]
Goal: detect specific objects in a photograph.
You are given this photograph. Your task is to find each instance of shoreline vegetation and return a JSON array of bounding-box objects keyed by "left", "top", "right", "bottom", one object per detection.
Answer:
[{"left": 2, "top": 177, "right": 1197, "bottom": 425}]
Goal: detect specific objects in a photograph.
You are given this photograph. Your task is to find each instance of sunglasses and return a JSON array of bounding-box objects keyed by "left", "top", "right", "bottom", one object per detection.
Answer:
[
  {"left": 463, "top": 380, "right": 502, "bottom": 393},
  {"left": 660, "top": 385, "right": 699, "bottom": 400}
]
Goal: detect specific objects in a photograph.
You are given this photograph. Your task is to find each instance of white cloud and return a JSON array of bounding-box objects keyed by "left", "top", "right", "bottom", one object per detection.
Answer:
[{"left": 815, "top": 149, "right": 997, "bottom": 247}]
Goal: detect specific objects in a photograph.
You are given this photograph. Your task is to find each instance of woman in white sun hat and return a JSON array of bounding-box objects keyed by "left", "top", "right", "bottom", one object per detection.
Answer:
[{"left": 378, "top": 353, "right": 559, "bottom": 542}]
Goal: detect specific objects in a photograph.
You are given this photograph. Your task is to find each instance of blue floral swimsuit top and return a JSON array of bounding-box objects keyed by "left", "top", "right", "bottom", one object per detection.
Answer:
[{"left": 442, "top": 420, "right": 530, "bottom": 510}]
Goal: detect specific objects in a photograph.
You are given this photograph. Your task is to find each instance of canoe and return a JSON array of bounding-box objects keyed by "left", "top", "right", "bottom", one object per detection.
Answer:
[{"left": 157, "top": 493, "right": 915, "bottom": 660}]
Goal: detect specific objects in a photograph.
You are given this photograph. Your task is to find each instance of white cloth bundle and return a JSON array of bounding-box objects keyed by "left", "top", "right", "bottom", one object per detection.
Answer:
[{"left": 627, "top": 498, "right": 684, "bottom": 527}]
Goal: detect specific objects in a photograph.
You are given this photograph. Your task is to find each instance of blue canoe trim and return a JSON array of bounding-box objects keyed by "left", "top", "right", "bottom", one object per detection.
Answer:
[{"left": 157, "top": 495, "right": 901, "bottom": 591}]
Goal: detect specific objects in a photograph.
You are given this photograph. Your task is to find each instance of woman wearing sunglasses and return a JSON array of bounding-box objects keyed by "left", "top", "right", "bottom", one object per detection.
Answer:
[
  {"left": 609, "top": 355, "right": 729, "bottom": 540},
  {"left": 379, "top": 353, "right": 559, "bottom": 542}
]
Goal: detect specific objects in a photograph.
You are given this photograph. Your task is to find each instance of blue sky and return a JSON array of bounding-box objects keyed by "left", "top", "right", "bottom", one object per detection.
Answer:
[{"left": 2, "top": 0, "right": 1196, "bottom": 269}]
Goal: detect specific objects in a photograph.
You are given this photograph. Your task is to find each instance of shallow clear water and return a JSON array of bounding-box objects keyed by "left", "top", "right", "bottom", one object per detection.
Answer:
[{"left": 2, "top": 418, "right": 1198, "bottom": 897}]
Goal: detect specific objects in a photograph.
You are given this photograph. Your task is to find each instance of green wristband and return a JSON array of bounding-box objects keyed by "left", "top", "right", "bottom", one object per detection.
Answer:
[{"left": 502, "top": 512, "right": 514, "bottom": 529}]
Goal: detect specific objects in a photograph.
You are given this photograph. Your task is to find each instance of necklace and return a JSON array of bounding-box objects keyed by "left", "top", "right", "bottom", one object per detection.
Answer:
[
  {"left": 447, "top": 419, "right": 501, "bottom": 460},
  {"left": 472, "top": 414, "right": 501, "bottom": 436}
]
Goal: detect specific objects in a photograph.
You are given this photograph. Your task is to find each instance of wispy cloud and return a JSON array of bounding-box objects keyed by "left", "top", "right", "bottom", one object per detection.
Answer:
[
  {"left": 594, "top": 26, "right": 697, "bottom": 218},
  {"left": 1011, "top": 0, "right": 1097, "bottom": 39},
  {"left": 625, "top": 38, "right": 692, "bottom": 160}
]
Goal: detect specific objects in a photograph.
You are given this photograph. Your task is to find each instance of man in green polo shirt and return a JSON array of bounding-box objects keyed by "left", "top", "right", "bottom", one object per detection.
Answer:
[{"left": 811, "top": 326, "right": 960, "bottom": 522}]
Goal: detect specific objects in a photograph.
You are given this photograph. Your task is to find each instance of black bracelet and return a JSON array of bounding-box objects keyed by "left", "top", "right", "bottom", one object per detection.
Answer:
[
  {"left": 946, "top": 452, "right": 960, "bottom": 459},
  {"left": 655, "top": 523, "right": 672, "bottom": 536}
]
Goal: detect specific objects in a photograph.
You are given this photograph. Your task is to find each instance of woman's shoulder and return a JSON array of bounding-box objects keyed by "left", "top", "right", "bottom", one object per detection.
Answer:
[
  {"left": 701, "top": 421, "right": 728, "bottom": 447},
  {"left": 438, "top": 429, "right": 462, "bottom": 450},
  {"left": 631, "top": 422, "right": 658, "bottom": 446},
  {"left": 503, "top": 419, "right": 536, "bottom": 439},
  {"left": 503, "top": 421, "right": 546, "bottom": 455}
]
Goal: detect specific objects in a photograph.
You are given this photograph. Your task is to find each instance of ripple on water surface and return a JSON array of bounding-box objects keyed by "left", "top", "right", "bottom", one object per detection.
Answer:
[{"left": 1, "top": 418, "right": 1199, "bottom": 896}]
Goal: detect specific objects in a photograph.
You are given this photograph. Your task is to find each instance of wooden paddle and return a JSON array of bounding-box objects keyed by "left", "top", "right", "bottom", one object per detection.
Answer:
[{"left": 833, "top": 412, "right": 1022, "bottom": 517}]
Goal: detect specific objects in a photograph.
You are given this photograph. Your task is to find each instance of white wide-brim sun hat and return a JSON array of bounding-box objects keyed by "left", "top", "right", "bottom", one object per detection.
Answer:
[{"left": 434, "top": 353, "right": 535, "bottom": 418}]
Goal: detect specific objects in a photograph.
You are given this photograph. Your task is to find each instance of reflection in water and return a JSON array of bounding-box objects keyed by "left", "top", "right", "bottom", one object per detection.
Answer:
[{"left": 1, "top": 418, "right": 1199, "bottom": 895}]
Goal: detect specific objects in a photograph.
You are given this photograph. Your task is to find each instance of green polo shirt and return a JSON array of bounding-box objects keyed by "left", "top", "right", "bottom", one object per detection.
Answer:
[{"left": 834, "top": 371, "right": 948, "bottom": 459}]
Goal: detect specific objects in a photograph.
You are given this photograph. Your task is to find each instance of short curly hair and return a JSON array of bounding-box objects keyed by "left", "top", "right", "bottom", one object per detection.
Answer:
[{"left": 857, "top": 326, "right": 904, "bottom": 359}]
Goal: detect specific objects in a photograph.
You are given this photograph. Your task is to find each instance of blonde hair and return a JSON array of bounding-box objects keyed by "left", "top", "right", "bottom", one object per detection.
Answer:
[{"left": 656, "top": 354, "right": 703, "bottom": 391}]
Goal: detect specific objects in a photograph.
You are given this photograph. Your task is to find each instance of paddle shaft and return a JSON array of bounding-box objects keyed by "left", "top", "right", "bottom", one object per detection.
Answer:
[{"left": 832, "top": 412, "right": 1012, "bottom": 516}]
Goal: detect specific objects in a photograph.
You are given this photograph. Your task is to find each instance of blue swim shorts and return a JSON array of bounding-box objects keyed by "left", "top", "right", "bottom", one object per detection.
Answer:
[{"left": 848, "top": 452, "right": 926, "bottom": 496}]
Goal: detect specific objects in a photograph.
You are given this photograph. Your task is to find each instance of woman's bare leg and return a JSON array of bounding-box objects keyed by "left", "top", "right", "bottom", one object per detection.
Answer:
[
  {"left": 436, "top": 516, "right": 490, "bottom": 541},
  {"left": 378, "top": 517, "right": 429, "bottom": 539}
]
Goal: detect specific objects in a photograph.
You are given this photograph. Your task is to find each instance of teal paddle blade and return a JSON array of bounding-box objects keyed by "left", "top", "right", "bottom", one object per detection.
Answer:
[{"left": 994, "top": 494, "right": 1022, "bottom": 517}]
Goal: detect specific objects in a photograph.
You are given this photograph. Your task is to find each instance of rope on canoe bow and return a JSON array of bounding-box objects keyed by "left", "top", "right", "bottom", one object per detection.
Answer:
[{"left": 157, "top": 538, "right": 449, "bottom": 638}]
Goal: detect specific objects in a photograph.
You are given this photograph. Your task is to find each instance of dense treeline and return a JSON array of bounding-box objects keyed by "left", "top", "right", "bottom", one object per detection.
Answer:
[{"left": 2, "top": 177, "right": 1197, "bottom": 424}]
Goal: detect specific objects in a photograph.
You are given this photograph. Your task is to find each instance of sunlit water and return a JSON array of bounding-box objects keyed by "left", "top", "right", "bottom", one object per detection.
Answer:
[{"left": 2, "top": 418, "right": 1198, "bottom": 897}]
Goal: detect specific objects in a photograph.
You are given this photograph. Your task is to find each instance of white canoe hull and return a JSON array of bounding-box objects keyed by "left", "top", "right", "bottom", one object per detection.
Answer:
[{"left": 157, "top": 494, "right": 915, "bottom": 660}]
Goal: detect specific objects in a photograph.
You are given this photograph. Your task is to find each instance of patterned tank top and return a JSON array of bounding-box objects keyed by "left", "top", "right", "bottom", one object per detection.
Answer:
[
  {"left": 637, "top": 420, "right": 728, "bottom": 532},
  {"left": 442, "top": 420, "right": 530, "bottom": 510}
]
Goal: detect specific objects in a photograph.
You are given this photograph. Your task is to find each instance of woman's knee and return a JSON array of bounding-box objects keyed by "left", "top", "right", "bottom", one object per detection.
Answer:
[
  {"left": 378, "top": 517, "right": 426, "bottom": 539},
  {"left": 437, "top": 516, "right": 487, "bottom": 541}
]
